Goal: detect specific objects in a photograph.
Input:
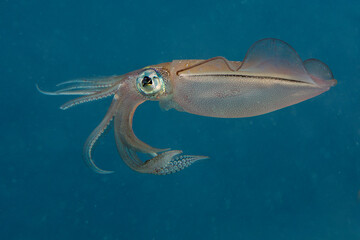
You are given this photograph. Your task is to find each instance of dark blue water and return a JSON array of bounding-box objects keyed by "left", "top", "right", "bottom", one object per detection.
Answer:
[{"left": 1, "top": 0, "right": 359, "bottom": 239}]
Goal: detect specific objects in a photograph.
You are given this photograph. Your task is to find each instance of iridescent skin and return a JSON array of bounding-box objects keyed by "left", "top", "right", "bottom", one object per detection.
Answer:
[{"left": 37, "top": 39, "right": 336, "bottom": 175}]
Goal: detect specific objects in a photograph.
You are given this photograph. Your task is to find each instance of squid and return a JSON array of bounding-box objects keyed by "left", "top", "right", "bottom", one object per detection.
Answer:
[{"left": 37, "top": 38, "right": 336, "bottom": 175}]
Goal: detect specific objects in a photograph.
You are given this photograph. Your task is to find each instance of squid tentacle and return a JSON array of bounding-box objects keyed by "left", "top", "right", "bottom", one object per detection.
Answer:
[
  {"left": 56, "top": 76, "right": 121, "bottom": 87},
  {"left": 53, "top": 83, "right": 114, "bottom": 94},
  {"left": 38, "top": 74, "right": 208, "bottom": 175},
  {"left": 113, "top": 91, "right": 169, "bottom": 155},
  {"left": 36, "top": 84, "right": 96, "bottom": 96},
  {"left": 37, "top": 76, "right": 124, "bottom": 173},
  {"left": 36, "top": 81, "right": 121, "bottom": 110},
  {"left": 36, "top": 75, "right": 122, "bottom": 96},
  {"left": 113, "top": 90, "right": 208, "bottom": 175},
  {"left": 82, "top": 95, "right": 122, "bottom": 174},
  {"left": 82, "top": 90, "right": 169, "bottom": 175},
  {"left": 139, "top": 150, "right": 208, "bottom": 175},
  {"left": 60, "top": 84, "right": 120, "bottom": 110},
  {"left": 115, "top": 136, "right": 208, "bottom": 175}
]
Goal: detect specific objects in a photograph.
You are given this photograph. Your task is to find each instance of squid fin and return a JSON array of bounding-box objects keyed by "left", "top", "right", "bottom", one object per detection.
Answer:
[
  {"left": 303, "top": 58, "right": 337, "bottom": 87},
  {"left": 239, "top": 38, "right": 316, "bottom": 84}
]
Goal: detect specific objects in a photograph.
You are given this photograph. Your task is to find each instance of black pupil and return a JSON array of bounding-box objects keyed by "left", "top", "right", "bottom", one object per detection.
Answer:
[{"left": 142, "top": 76, "right": 152, "bottom": 87}]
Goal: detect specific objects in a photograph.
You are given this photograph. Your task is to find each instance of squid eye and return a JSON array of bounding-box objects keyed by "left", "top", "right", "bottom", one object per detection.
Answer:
[
  {"left": 141, "top": 76, "right": 153, "bottom": 87},
  {"left": 136, "top": 69, "right": 165, "bottom": 97}
]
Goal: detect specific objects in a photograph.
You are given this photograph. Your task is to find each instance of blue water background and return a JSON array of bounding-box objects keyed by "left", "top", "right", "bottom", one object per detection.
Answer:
[{"left": 1, "top": 0, "right": 360, "bottom": 239}]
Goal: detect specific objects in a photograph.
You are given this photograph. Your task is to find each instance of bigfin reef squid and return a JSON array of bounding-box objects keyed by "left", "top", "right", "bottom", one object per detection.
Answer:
[{"left": 37, "top": 38, "right": 336, "bottom": 175}]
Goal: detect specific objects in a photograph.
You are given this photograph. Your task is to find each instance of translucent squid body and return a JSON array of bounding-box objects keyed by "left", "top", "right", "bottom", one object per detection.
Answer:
[{"left": 37, "top": 39, "right": 336, "bottom": 175}]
